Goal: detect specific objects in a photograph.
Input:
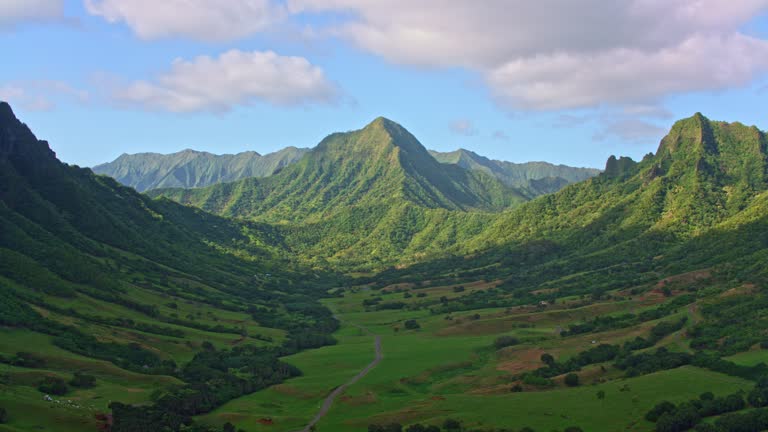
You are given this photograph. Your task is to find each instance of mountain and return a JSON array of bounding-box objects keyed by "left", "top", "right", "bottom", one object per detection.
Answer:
[
  {"left": 0, "top": 101, "right": 340, "bottom": 431},
  {"left": 152, "top": 117, "right": 526, "bottom": 221},
  {"left": 92, "top": 146, "right": 309, "bottom": 192},
  {"left": 429, "top": 148, "right": 600, "bottom": 196},
  {"left": 150, "top": 118, "right": 528, "bottom": 270},
  {"left": 386, "top": 113, "right": 768, "bottom": 299}
]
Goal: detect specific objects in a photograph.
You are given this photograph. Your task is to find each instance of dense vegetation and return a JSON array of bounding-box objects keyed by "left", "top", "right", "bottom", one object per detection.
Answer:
[
  {"left": 0, "top": 102, "right": 342, "bottom": 431},
  {"left": 4, "top": 102, "right": 768, "bottom": 432}
]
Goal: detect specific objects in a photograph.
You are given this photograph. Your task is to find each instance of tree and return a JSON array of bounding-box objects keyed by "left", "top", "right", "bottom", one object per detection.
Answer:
[
  {"left": 0, "top": 407, "right": 7, "bottom": 424},
  {"left": 37, "top": 376, "right": 68, "bottom": 396},
  {"left": 655, "top": 404, "right": 700, "bottom": 432},
  {"left": 564, "top": 427, "right": 584, "bottom": 432},
  {"left": 406, "top": 425, "right": 426, "bottom": 432},
  {"left": 564, "top": 373, "right": 579, "bottom": 387},
  {"left": 493, "top": 336, "right": 519, "bottom": 350},
  {"left": 596, "top": 390, "right": 606, "bottom": 400},
  {"left": 646, "top": 401, "right": 676, "bottom": 422},
  {"left": 70, "top": 372, "right": 96, "bottom": 388},
  {"left": 443, "top": 418, "right": 461, "bottom": 431},
  {"left": 540, "top": 353, "right": 555, "bottom": 366},
  {"left": 404, "top": 320, "right": 420, "bottom": 330},
  {"left": 223, "top": 422, "right": 236, "bottom": 432}
]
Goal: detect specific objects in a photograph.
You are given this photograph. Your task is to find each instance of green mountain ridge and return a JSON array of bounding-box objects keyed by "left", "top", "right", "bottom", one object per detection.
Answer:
[
  {"left": 92, "top": 146, "right": 309, "bottom": 192},
  {"left": 151, "top": 117, "right": 527, "bottom": 221},
  {"left": 383, "top": 113, "right": 768, "bottom": 299},
  {"left": 429, "top": 148, "right": 600, "bottom": 196}
]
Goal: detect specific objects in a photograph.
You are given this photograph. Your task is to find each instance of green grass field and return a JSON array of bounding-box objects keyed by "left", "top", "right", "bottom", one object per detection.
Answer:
[{"left": 195, "top": 285, "right": 748, "bottom": 432}]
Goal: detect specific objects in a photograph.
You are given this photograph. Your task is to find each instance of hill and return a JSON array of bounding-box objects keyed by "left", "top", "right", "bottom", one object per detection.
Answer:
[
  {"left": 0, "top": 101, "right": 340, "bottom": 432},
  {"left": 92, "top": 147, "right": 309, "bottom": 192},
  {"left": 430, "top": 148, "right": 600, "bottom": 196}
]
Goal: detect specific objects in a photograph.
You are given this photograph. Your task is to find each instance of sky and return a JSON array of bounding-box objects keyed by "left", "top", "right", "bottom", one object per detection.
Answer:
[{"left": 1, "top": 1, "right": 768, "bottom": 169}]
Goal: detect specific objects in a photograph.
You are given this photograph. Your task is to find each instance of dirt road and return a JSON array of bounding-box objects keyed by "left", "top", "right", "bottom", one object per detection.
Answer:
[{"left": 295, "top": 319, "right": 382, "bottom": 432}]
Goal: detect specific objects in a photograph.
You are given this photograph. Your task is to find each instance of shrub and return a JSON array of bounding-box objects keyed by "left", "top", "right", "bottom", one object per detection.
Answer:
[
  {"left": 493, "top": 336, "right": 520, "bottom": 350},
  {"left": 646, "top": 401, "right": 676, "bottom": 422},
  {"left": 404, "top": 320, "right": 420, "bottom": 330},
  {"left": 70, "top": 372, "right": 96, "bottom": 388},
  {"left": 38, "top": 376, "right": 68, "bottom": 396},
  {"left": 564, "top": 373, "right": 579, "bottom": 387}
]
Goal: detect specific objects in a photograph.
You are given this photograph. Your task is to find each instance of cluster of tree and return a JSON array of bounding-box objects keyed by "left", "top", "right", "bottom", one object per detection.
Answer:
[
  {"left": 37, "top": 376, "right": 69, "bottom": 396},
  {"left": 533, "top": 344, "right": 619, "bottom": 378},
  {"left": 560, "top": 299, "right": 691, "bottom": 337},
  {"left": 367, "top": 420, "right": 583, "bottom": 432},
  {"left": 615, "top": 348, "right": 768, "bottom": 380},
  {"left": 689, "top": 295, "right": 768, "bottom": 355},
  {"left": 647, "top": 379, "right": 768, "bottom": 432},
  {"left": 702, "top": 407, "right": 768, "bottom": 432},
  {"left": 0, "top": 351, "right": 46, "bottom": 368},
  {"left": 109, "top": 302, "right": 339, "bottom": 432},
  {"left": 493, "top": 336, "right": 520, "bottom": 350},
  {"left": 404, "top": 320, "right": 421, "bottom": 330},
  {"left": 69, "top": 372, "right": 97, "bottom": 388}
]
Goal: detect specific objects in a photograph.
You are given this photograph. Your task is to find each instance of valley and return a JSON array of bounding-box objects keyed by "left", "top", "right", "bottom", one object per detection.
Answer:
[{"left": 2, "top": 102, "right": 768, "bottom": 432}]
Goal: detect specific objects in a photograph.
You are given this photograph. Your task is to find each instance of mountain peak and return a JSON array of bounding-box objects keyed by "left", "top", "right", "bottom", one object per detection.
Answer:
[
  {"left": 0, "top": 101, "right": 56, "bottom": 162},
  {"left": 0, "top": 101, "right": 15, "bottom": 123},
  {"left": 657, "top": 112, "right": 717, "bottom": 157}
]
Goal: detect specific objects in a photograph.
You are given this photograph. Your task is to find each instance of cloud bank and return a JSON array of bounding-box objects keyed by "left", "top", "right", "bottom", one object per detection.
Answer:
[{"left": 112, "top": 50, "right": 338, "bottom": 112}]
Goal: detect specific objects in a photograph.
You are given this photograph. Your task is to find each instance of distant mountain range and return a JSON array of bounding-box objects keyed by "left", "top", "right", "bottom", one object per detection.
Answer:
[
  {"left": 429, "top": 149, "right": 600, "bottom": 197},
  {"left": 93, "top": 135, "right": 599, "bottom": 197},
  {"left": 92, "top": 147, "right": 309, "bottom": 192}
]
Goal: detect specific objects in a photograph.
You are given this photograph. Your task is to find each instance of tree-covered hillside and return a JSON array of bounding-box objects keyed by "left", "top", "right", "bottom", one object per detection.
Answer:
[
  {"left": 0, "top": 101, "right": 342, "bottom": 432},
  {"left": 380, "top": 113, "right": 768, "bottom": 305},
  {"left": 92, "top": 147, "right": 309, "bottom": 192}
]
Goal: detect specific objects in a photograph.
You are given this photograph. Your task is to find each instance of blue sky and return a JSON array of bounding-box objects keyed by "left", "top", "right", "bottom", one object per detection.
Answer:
[{"left": 1, "top": 1, "right": 767, "bottom": 168}]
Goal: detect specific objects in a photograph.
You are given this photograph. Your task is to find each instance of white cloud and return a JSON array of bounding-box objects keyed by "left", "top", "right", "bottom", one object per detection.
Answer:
[
  {"left": 84, "top": 0, "right": 285, "bottom": 41},
  {"left": 0, "top": 80, "right": 89, "bottom": 111},
  {"left": 112, "top": 50, "right": 338, "bottom": 112},
  {"left": 289, "top": 0, "right": 768, "bottom": 66},
  {"left": 449, "top": 119, "right": 477, "bottom": 136},
  {"left": 487, "top": 33, "right": 768, "bottom": 110},
  {"left": 287, "top": 0, "right": 768, "bottom": 110},
  {"left": 0, "top": 0, "right": 63, "bottom": 28}
]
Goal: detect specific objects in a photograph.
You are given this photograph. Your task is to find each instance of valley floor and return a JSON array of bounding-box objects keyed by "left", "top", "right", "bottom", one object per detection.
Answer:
[{"left": 196, "top": 282, "right": 757, "bottom": 432}]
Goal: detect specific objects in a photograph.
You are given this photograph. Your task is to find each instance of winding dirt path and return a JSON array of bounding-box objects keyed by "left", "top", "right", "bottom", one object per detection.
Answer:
[{"left": 295, "top": 318, "right": 382, "bottom": 432}]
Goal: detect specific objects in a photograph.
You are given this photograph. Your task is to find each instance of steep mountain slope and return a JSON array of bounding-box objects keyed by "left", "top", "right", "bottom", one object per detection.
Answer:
[
  {"left": 149, "top": 118, "right": 529, "bottom": 270},
  {"left": 383, "top": 113, "right": 768, "bottom": 301},
  {"left": 430, "top": 148, "right": 600, "bottom": 196},
  {"left": 0, "top": 102, "right": 340, "bottom": 432},
  {"left": 92, "top": 147, "right": 309, "bottom": 192},
  {"left": 153, "top": 117, "right": 526, "bottom": 222}
]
